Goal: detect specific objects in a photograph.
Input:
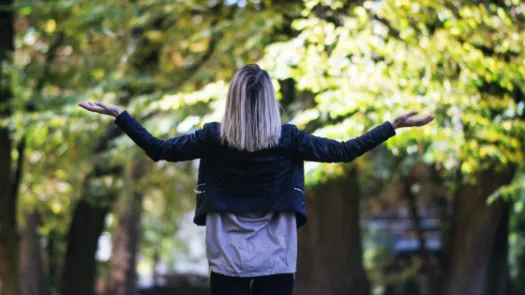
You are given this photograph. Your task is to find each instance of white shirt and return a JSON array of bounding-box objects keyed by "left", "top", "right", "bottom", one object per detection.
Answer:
[{"left": 205, "top": 212, "right": 297, "bottom": 277}]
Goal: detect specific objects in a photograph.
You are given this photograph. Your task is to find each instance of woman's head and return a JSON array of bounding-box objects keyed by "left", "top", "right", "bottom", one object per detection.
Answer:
[{"left": 221, "top": 64, "right": 281, "bottom": 152}]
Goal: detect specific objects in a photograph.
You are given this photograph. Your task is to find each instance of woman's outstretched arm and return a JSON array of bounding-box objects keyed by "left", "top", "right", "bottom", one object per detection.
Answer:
[
  {"left": 293, "top": 111, "right": 434, "bottom": 163},
  {"left": 78, "top": 102, "right": 209, "bottom": 162}
]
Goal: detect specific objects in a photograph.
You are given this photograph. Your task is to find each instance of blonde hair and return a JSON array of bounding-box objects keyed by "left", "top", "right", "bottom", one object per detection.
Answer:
[{"left": 220, "top": 64, "right": 281, "bottom": 152}]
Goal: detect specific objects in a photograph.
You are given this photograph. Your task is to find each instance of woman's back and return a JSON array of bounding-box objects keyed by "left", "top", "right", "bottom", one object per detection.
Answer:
[{"left": 112, "top": 109, "right": 398, "bottom": 227}]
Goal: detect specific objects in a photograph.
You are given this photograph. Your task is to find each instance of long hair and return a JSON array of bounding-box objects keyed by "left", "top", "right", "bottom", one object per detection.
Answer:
[{"left": 220, "top": 64, "right": 281, "bottom": 152}]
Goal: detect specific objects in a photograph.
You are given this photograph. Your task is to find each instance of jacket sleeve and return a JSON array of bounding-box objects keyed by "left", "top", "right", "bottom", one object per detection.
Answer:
[
  {"left": 292, "top": 122, "right": 396, "bottom": 163},
  {"left": 114, "top": 111, "right": 210, "bottom": 162}
]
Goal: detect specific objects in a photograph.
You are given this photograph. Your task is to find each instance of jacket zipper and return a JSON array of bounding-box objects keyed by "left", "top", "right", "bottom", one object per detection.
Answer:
[
  {"left": 194, "top": 183, "right": 206, "bottom": 194},
  {"left": 294, "top": 188, "right": 304, "bottom": 194}
]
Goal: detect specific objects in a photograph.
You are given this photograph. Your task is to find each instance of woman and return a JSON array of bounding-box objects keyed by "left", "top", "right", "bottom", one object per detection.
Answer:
[{"left": 79, "top": 64, "right": 434, "bottom": 295}]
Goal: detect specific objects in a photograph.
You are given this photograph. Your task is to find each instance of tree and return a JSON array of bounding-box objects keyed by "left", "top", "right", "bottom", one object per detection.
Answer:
[
  {"left": 103, "top": 159, "right": 147, "bottom": 295},
  {"left": 296, "top": 169, "right": 370, "bottom": 295},
  {"left": 19, "top": 211, "right": 47, "bottom": 295},
  {"left": 441, "top": 169, "right": 515, "bottom": 295},
  {"left": 0, "top": 1, "right": 19, "bottom": 294}
]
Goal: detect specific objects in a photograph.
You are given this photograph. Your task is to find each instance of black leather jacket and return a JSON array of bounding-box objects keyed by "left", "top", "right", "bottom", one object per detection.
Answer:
[{"left": 115, "top": 111, "right": 396, "bottom": 227}]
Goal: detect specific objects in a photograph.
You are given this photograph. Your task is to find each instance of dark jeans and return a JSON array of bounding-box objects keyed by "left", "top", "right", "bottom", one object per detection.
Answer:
[{"left": 210, "top": 272, "right": 294, "bottom": 295}]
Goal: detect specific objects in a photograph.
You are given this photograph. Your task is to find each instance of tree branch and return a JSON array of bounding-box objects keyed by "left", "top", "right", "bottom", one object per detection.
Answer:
[
  {"left": 34, "top": 33, "right": 65, "bottom": 94},
  {"left": 172, "top": 3, "right": 231, "bottom": 90}
]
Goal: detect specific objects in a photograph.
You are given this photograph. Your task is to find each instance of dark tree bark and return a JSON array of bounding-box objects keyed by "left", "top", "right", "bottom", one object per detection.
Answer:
[
  {"left": 295, "top": 169, "right": 370, "bottom": 295},
  {"left": 0, "top": 1, "right": 18, "bottom": 294},
  {"left": 60, "top": 199, "right": 111, "bottom": 295},
  {"left": 152, "top": 249, "right": 160, "bottom": 287},
  {"left": 103, "top": 191, "right": 144, "bottom": 295},
  {"left": 440, "top": 168, "right": 515, "bottom": 295},
  {"left": 513, "top": 214, "right": 525, "bottom": 293},
  {"left": 485, "top": 201, "right": 512, "bottom": 295},
  {"left": 104, "top": 162, "right": 146, "bottom": 295},
  {"left": 45, "top": 230, "right": 60, "bottom": 294},
  {"left": 0, "top": 129, "right": 18, "bottom": 295},
  {"left": 19, "top": 211, "right": 46, "bottom": 295}
]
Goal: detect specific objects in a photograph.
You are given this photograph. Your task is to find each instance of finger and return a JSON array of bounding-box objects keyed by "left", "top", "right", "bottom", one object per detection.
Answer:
[
  {"left": 79, "top": 102, "right": 110, "bottom": 114},
  {"left": 95, "top": 102, "right": 112, "bottom": 111},
  {"left": 96, "top": 102, "right": 119, "bottom": 116},
  {"left": 420, "top": 115, "right": 435, "bottom": 124},
  {"left": 403, "top": 111, "right": 419, "bottom": 119},
  {"left": 88, "top": 102, "right": 107, "bottom": 111},
  {"left": 78, "top": 102, "right": 98, "bottom": 111},
  {"left": 411, "top": 115, "right": 434, "bottom": 126}
]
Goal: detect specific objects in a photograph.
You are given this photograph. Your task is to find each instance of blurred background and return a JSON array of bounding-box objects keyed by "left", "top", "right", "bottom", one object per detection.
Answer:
[{"left": 0, "top": 0, "right": 524, "bottom": 295}]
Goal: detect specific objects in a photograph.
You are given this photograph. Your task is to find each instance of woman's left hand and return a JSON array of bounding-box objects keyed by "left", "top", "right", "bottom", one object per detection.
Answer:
[{"left": 78, "top": 102, "right": 124, "bottom": 118}]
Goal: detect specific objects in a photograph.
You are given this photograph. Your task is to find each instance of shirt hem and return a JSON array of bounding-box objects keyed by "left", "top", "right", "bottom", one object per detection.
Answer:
[{"left": 209, "top": 266, "right": 296, "bottom": 278}]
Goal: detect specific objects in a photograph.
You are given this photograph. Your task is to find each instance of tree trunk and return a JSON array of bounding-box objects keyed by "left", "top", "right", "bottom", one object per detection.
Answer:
[
  {"left": 295, "top": 169, "right": 370, "bottom": 295},
  {"left": 45, "top": 230, "right": 60, "bottom": 294},
  {"left": 103, "top": 162, "right": 145, "bottom": 295},
  {"left": 485, "top": 201, "right": 511, "bottom": 295},
  {"left": 0, "top": 129, "right": 18, "bottom": 295},
  {"left": 103, "top": 192, "right": 144, "bottom": 295},
  {"left": 0, "top": 1, "right": 18, "bottom": 294},
  {"left": 152, "top": 249, "right": 160, "bottom": 287},
  {"left": 19, "top": 211, "right": 46, "bottom": 295},
  {"left": 60, "top": 200, "right": 110, "bottom": 295},
  {"left": 513, "top": 212, "right": 525, "bottom": 293},
  {"left": 440, "top": 168, "right": 514, "bottom": 295}
]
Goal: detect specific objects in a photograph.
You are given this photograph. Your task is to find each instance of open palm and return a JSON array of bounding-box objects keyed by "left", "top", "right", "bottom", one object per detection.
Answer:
[
  {"left": 392, "top": 111, "right": 434, "bottom": 129},
  {"left": 78, "top": 102, "right": 123, "bottom": 117}
]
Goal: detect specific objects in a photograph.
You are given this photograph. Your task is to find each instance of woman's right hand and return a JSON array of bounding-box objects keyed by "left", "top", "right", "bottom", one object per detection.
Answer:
[
  {"left": 78, "top": 102, "right": 124, "bottom": 118},
  {"left": 391, "top": 111, "right": 434, "bottom": 129}
]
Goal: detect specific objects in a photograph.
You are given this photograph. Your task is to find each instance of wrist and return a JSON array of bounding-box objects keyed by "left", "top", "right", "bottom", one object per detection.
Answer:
[
  {"left": 112, "top": 109, "right": 123, "bottom": 117},
  {"left": 390, "top": 121, "right": 399, "bottom": 129}
]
